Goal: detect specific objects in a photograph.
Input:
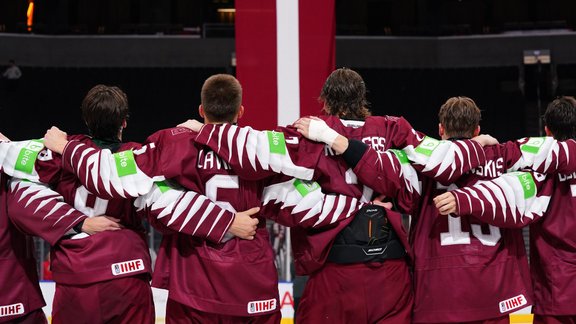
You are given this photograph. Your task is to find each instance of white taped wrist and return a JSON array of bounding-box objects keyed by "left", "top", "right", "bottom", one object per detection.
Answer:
[{"left": 309, "top": 119, "right": 339, "bottom": 146}]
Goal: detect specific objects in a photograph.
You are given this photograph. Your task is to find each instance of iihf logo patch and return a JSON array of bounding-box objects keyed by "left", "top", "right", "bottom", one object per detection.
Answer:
[
  {"left": 0, "top": 303, "right": 25, "bottom": 317},
  {"left": 111, "top": 259, "right": 145, "bottom": 276},
  {"left": 499, "top": 294, "right": 527, "bottom": 313},
  {"left": 247, "top": 299, "right": 277, "bottom": 314}
]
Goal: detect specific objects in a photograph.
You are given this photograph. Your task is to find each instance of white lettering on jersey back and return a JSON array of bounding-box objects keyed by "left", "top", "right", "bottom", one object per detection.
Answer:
[
  {"left": 499, "top": 294, "right": 527, "bottom": 313},
  {"left": 247, "top": 299, "right": 277, "bottom": 314},
  {"left": 471, "top": 157, "right": 504, "bottom": 177},
  {"left": 111, "top": 259, "right": 145, "bottom": 276},
  {"left": 0, "top": 303, "right": 24, "bottom": 317},
  {"left": 361, "top": 136, "right": 386, "bottom": 153},
  {"left": 197, "top": 150, "right": 231, "bottom": 170},
  {"left": 558, "top": 172, "right": 576, "bottom": 182}
]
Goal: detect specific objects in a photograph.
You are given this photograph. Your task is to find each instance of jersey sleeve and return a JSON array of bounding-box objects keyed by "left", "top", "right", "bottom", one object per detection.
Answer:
[
  {"left": 402, "top": 137, "right": 487, "bottom": 184},
  {"left": 7, "top": 179, "right": 88, "bottom": 245},
  {"left": 450, "top": 171, "right": 552, "bottom": 228},
  {"left": 260, "top": 177, "right": 365, "bottom": 229},
  {"left": 60, "top": 140, "right": 163, "bottom": 199},
  {"left": 0, "top": 140, "right": 62, "bottom": 184},
  {"left": 511, "top": 137, "right": 576, "bottom": 174},
  {"left": 194, "top": 123, "right": 321, "bottom": 181},
  {"left": 133, "top": 181, "right": 235, "bottom": 244},
  {"left": 386, "top": 116, "right": 428, "bottom": 148}
]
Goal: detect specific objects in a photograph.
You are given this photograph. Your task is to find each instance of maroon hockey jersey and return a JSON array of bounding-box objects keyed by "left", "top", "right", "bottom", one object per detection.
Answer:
[
  {"left": 529, "top": 172, "right": 576, "bottom": 315},
  {"left": 5, "top": 135, "right": 152, "bottom": 285},
  {"left": 0, "top": 170, "right": 46, "bottom": 323},
  {"left": 451, "top": 168, "right": 576, "bottom": 316},
  {"left": 351, "top": 139, "right": 562, "bottom": 322}
]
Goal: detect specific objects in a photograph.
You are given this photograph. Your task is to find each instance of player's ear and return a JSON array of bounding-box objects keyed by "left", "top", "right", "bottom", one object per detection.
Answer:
[
  {"left": 473, "top": 125, "right": 480, "bottom": 137},
  {"left": 199, "top": 105, "right": 205, "bottom": 118},
  {"left": 438, "top": 123, "right": 444, "bottom": 138},
  {"left": 544, "top": 126, "right": 553, "bottom": 137},
  {"left": 237, "top": 105, "right": 245, "bottom": 119},
  {"left": 122, "top": 119, "right": 127, "bottom": 129}
]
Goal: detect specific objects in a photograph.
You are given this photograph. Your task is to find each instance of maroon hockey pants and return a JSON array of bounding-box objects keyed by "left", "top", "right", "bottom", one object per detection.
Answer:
[
  {"left": 51, "top": 274, "right": 154, "bottom": 324},
  {"left": 296, "top": 259, "right": 413, "bottom": 324},
  {"left": 165, "top": 298, "right": 282, "bottom": 324}
]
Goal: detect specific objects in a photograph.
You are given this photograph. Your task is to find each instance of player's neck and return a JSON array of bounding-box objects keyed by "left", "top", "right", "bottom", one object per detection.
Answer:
[{"left": 204, "top": 118, "right": 236, "bottom": 125}]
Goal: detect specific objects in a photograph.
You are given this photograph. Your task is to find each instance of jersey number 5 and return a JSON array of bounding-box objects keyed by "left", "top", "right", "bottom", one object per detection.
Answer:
[{"left": 205, "top": 174, "right": 240, "bottom": 213}]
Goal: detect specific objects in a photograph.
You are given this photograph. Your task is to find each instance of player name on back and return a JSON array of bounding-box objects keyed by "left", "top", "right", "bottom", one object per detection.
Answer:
[{"left": 111, "top": 259, "right": 145, "bottom": 276}]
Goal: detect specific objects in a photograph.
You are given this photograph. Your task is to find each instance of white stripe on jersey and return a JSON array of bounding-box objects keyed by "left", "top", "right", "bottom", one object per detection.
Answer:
[{"left": 70, "top": 143, "right": 163, "bottom": 198}]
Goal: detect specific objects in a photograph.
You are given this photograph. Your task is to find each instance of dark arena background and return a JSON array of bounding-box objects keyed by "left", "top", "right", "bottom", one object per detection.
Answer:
[
  {"left": 1, "top": 0, "right": 576, "bottom": 142},
  {"left": 2, "top": 0, "right": 576, "bottom": 322}
]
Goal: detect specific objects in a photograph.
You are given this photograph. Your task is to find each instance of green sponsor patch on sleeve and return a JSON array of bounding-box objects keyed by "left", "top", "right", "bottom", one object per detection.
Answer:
[
  {"left": 512, "top": 172, "right": 536, "bottom": 199},
  {"left": 113, "top": 150, "right": 137, "bottom": 177},
  {"left": 266, "top": 131, "right": 287, "bottom": 155},
  {"left": 521, "top": 137, "right": 545, "bottom": 154},
  {"left": 155, "top": 181, "right": 171, "bottom": 193},
  {"left": 293, "top": 179, "right": 320, "bottom": 197},
  {"left": 389, "top": 149, "right": 409, "bottom": 164},
  {"left": 15, "top": 140, "right": 45, "bottom": 174},
  {"left": 414, "top": 136, "right": 440, "bottom": 157}
]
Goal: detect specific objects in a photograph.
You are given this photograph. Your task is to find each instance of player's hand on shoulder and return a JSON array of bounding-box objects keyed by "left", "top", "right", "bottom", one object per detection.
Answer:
[
  {"left": 472, "top": 134, "right": 499, "bottom": 146},
  {"left": 44, "top": 126, "right": 68, "bottom": 154},
  {"left": 293, "top": 116, "right": 322, "bottom": 140},
  {"left": 177, "top": 119, "right": 204, "bottom": 132},
  {"left": 229, "top": 207, "right": 260, "bottom": 240},
  {"left": 294, "top": 116, "right": 339, "bottom": 146}
]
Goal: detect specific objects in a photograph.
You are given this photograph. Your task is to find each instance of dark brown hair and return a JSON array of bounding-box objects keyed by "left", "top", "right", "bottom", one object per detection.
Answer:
[
  {"left": 320, "top": 68, "right": 371, "bottom": 120},
  {"left": 81, "top": 85, "right": 129, "bottom": 139},
  {"left": 544, "top": 96, "right": 576, "bottom": 141},
  {"left": 438, "top": 96, "right": 481, "bottom": 138},
  {"left": 201, "top": 74, "right": 242, "bottom": 123}
]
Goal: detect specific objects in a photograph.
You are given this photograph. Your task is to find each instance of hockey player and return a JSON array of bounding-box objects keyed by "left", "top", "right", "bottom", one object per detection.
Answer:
[
  {"left": 434, "top": 96, "right": 576, "bottom": 324},
  {"left": 0, "top": 133, "right": 47, "bottom": 324},
  {"left": 0, "top": 86, "right": 157, "bottom": 323}
]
